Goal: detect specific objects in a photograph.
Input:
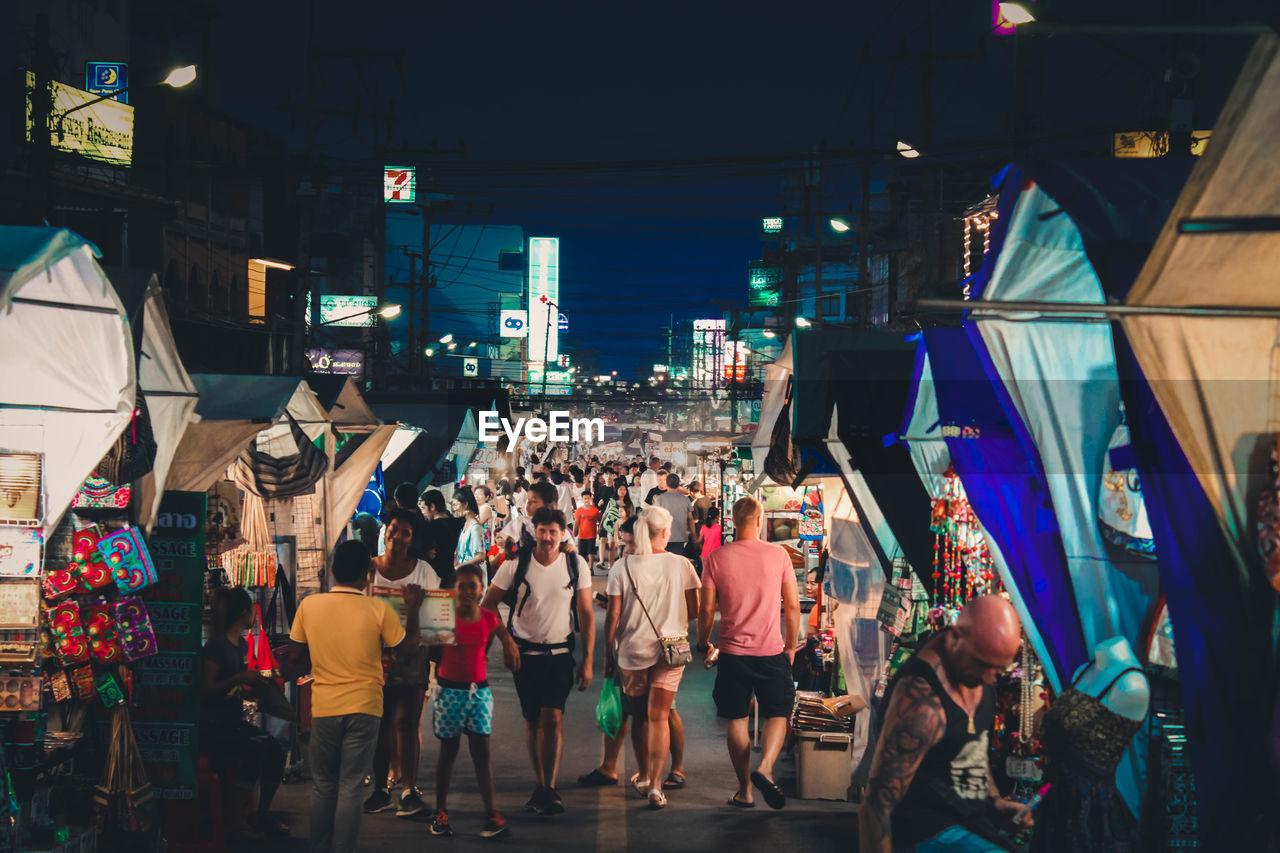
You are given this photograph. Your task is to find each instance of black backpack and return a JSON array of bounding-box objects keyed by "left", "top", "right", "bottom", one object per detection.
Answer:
[{"left": 503, "top": 540, "right": 581, "bottom": 653}]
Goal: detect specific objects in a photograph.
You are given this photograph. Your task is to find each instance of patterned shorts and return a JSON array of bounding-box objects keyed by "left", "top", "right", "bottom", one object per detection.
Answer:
[{"left": 432, "top": 685, "right": 494, "bottom": 739}]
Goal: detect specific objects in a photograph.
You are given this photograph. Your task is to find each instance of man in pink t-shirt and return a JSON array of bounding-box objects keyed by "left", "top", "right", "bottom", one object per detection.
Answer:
[{"left": 698, "top": 497, "right": 800, "bottom": 810}]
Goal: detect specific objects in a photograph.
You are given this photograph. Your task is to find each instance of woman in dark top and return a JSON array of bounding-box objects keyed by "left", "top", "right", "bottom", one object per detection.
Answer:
[{"left": 201, "top": 588, "right": 288, "bottom": 837}]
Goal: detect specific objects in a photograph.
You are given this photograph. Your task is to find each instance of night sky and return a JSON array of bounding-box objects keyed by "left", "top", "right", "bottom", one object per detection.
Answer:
[{"left": 205, "top": 0, "right": 1267, "bottom": 375}]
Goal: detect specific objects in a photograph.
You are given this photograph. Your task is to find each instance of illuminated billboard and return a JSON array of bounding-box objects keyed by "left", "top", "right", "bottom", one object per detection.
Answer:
[
  {"left": 528, "top": 237, "right": 560, "bottom": 363},
  {"left": 25, "top": 71, "right": 134, "bottom": 166},
  {"left": 692, "top": 319, "right": 725, "bottom": 390},
  {"left": 317, "top": 294, "right": 377, "bottom": 327}
]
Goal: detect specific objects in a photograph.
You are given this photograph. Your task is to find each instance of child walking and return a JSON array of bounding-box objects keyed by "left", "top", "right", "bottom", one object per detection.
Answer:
[{"left": 430, "top": 564, "right": 519, "bottom": 839}]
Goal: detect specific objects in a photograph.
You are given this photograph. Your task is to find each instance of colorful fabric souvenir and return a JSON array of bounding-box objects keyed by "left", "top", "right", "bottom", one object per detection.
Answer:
[
  {"left": 72, "top": 528, "right": 113, "bottom": 592},
  {"left": 113, "top": 597, "right": 157, "bottom": 662},
  {"left": 71, "top": 474, "right": 131, "bottom": 512},
  {"left": 48, "top": 601, "right": 89, "bottom": 666},
  {"left": 84, "top": 600, "right": 123, "bottom": 665},
  {"left": 47, "top": 671, "right": 73, "bottom": 703},
  {"left": 70, "top": 666, "right": 96, "bottom": 702},
  {"left": 95, "top": 673, "right": 126, "bottom": 708},
  {"left": 96, "top": 528, "right": 157, "bottom": 595},
  {"left": 41, "top": 566, "right": 79, "bottom": 602}
]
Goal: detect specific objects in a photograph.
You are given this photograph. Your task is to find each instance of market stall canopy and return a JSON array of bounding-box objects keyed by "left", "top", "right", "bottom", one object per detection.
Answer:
[
  {"left": 0, "top": 227, "right": 134, "bottom": 535},
  {"left": 305, "top": 375, "right": 380, "bottom": 432},
  {"left": 789, "top": 327, "right": 934, "bottom": 592},
  {"left": 1116, "top": 33, "right": 1280, "bottom": 844},
  {"left": 167, "top": 375, "right": 328, "bottom": 494},
  {"left": 371, "top": 391, "right": 508, "bottom": 491},
  {"left": 102, "top": 268, "right": 200, "bottom": 529},
  {"left": 1124, "top": 34, "right": 1280, "bottom": 578}
]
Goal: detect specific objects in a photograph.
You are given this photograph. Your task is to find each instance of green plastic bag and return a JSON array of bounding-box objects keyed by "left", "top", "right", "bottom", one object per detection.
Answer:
[{"left": 595, "top": 675, "right": 623, "bottom": 738}]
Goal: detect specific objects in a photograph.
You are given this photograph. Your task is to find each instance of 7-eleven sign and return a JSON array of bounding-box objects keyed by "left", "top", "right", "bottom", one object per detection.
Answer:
[{"left": 383, "top": 166, "right": 416, "bottom": 203}]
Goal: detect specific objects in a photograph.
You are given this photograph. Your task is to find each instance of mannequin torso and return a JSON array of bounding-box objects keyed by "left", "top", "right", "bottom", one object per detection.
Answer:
[{"left": 1069, "top": 636, "right": 1149, "bottom": 722}]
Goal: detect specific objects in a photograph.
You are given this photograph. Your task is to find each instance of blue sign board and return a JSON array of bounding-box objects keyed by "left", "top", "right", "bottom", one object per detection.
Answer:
[
  {"left": 559, "top": 312, "right": 569, "bottom": 332},
  {"left": 86, "top": 62, "right": 129, "bottom": 104}
]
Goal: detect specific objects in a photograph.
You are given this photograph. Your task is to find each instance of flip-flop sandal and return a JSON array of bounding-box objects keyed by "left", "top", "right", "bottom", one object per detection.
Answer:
[
  {"left": 578, "top": 769, "right": 619, "bottom": 787},
  {"left": 630, "top": 773, "right": 651, "bottom": 797},
  {"left": 750, "top": 771, "right": 786, "bottom": 810},
  {"left": 648, "top": 789, "right": 667, "bottom": 810},
  {"left": 726, "top": 793, "right": 755, "bottom": 809},
  {"left": 662, "top": 772, "right": 686, "bottom": 790}
]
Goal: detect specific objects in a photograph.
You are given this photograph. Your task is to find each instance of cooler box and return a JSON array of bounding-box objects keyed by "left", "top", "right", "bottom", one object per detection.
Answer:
[{"left": 796, "top": 731, "right": 853, "bottom": 801}]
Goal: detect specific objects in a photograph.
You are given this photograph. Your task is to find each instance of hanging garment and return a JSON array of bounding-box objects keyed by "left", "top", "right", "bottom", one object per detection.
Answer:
[
  {"left": 1033, "top": 664, "right": 1144, "bottom": 852},
  {"left": 231, "top": 414, "right": 327, "bottom": 499},
  {"left": 1096, "top": 422, "right": 1156, "bottom": 560}
]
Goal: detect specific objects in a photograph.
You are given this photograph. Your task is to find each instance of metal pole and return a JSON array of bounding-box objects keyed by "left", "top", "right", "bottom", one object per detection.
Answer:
[{"left": 915, "top": 297, "right": 1280, "bottom": 319}]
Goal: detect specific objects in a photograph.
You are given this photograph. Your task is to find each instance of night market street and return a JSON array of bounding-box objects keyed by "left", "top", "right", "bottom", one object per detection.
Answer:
[{"left": 240, "top": 575, "right": 857, "bottom": 853}]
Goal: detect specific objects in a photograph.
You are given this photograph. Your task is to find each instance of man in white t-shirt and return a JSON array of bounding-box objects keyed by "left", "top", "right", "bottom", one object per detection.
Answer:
[
  {"left": 639, "top": 456, "right": 662, "bottom": 503},
  {"left": 481, "top": 506, "right": 594, "bottom": 818}
]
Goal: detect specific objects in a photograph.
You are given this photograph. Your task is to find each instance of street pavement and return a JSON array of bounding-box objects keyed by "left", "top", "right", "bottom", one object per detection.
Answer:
[{"left": 234, "top": 574, "right": 861, "bottom": 852}]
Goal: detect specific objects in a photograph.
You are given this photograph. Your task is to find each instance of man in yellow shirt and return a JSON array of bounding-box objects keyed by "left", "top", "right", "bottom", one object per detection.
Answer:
[{"left": 290, "top": 540, "right": 424, "bottom": 853}]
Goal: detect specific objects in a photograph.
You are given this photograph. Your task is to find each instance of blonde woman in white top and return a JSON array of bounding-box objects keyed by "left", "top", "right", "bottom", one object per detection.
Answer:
[{"left": 605, "top": 504, "right": 701, "bottom": 810}]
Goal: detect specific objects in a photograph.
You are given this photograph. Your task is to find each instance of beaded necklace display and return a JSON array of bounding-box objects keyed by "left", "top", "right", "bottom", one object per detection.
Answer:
[{"left": 929, "top": 466, "right": 1001, "bottom": 616}]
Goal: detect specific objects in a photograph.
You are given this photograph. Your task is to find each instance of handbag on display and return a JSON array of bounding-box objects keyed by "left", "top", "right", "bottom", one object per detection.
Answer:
[
  {"left": 1096, "top": 421, "right": 1156, "bottom": 560},
  {"left": 622, "top": 558, "right": 693, "bottom": 667},
  {"left": 96, "top": 528, "right": 157, "bottom": 595},
  {"left": 98, "top": 394, "right": 158, "bottom": 487},
  {"left": 71, "top": 475, "right": 132, "bottom": 513},
  {"left": 247, "top": 604, "right": 283, "bottom": 682}
]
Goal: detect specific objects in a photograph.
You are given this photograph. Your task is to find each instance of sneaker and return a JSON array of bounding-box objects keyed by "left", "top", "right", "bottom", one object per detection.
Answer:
[
  {"left": 524, "top": 786, "right": 547, "bottom": 813},
  {"left": 538, "top": 787, "right": 565, "bottom": 816},
  {"left": 397, "top": 788, "right": 427, "bottom": 819},
  {"left": 429, "top": 809, "right": 454, "bottom": 837},
  {"left": 480, "top": 814, "right": 509, "bottom": 839},
  {"left": 362, "top": 788, "right": 394, "bottom": 814}
]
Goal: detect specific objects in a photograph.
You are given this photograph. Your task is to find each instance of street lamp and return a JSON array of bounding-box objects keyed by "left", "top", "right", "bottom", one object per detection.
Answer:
[
  {"left": 896, "top": 140, "right": 921, "bottom": 159},
  {"left": 439, "top": 333, "right": 454, "bottom": 344},
  {"left": 998, "top": 2, "right": 1036, "bottom": 24},
  {"left": 829, "top": 218, "right": 852, "bottom": 233},
  {"left": 315, "top": 302, "right": 401, "bottom": 327},
  {"left": 447, "top": 341, "right": 457, "bottom": 351},
  {"left": 762, "top": 330, "right": 776, "bottom": 338},
  {"left": 162, "top": 65, "right": 199, "bottom": 88},
  {"left": 468, "top": 341, "right": 478, "bottom": 348},
  {"left": 424, "top": 347, "right": 435, "bottom": 357},
  {"left": 795, "top": 316, "right": 812, "bottom": 328}
]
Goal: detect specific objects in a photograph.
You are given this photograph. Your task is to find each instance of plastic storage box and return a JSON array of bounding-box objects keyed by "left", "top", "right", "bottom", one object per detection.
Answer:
[{"left": 796, "top": 731, "right": 854, "bottom": 801}]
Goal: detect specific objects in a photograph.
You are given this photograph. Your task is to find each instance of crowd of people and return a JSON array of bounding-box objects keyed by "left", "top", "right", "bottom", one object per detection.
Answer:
[
  {"left": 268, "top": 453, "right": 800, "bottom": 851},
  {"left": 202, "top": 452, "right": 1038, "bottom": 853}
]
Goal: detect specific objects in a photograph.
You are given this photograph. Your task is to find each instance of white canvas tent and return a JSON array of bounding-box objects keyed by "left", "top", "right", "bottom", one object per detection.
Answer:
[
  {"left": 131, "top": 276, "right": 200, "bottom": 529},
  {"left": 0, "top": 228, "right": 134, "bottom": 535}
]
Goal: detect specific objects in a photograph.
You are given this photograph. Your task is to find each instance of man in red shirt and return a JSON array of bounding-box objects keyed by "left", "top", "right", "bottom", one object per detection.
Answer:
[
  {"left": 574, "top": 490, "right": 602, "bottom": 574},
  {"left": 697, "top": 497, "right": 800, "bottom": 810}
]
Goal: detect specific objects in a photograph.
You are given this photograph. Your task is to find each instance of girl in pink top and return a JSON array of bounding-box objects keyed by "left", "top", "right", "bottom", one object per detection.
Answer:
[
  {"left": 430, "top": 565, "right": 518, "bottom": 839},
  {"left": 700, "top": 506, "right": 723, "bottom": 565}
]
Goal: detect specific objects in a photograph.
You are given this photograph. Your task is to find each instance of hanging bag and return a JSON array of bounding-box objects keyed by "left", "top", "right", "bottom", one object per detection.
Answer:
[
  {"left": 99, "top": 394, "right": 158, "bottom": 486},
  {"left": 247, "top": 603, "right": 282, "bottom": 682},
  {"left": 594, "top": 675, "right": 624, "bottom": 738},
  {"left": 622, "top": 557, "right": 692, "bottom": 667}
]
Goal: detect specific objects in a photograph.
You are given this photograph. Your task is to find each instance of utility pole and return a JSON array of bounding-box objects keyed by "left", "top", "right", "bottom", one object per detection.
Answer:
[{"left": 293, "top": 0, "right": 318, "bottom": 375}]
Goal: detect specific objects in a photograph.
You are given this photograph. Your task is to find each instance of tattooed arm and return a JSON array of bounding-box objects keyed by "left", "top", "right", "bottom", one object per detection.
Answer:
[{"left": 859, "top": 675, "right": 947, "bottom": 853}]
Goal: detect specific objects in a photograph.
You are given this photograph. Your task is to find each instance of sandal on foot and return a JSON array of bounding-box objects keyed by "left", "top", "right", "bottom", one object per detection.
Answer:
[
  {"left": 630, "top": 772, "right": 651, "bottom": 797},
  {"left": 648, "top": 789, "right": 667, "bottom": 810},
  {"left": 578, "top": 769, "right": 619, "bottom": 787},
  {"left": 750, "top": 771, "right": 786, "bottom": 810},
  {"left": 662, "top": 772, "right": 686, "bottom": 790},
  {"left": 727, "top": 793, "right": 755, "bottom": 809}
]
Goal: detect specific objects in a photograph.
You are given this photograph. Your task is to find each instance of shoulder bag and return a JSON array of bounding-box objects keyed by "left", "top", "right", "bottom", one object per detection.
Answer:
[{"left": 622, "top": 557, "right": 692, "bottom": 667}]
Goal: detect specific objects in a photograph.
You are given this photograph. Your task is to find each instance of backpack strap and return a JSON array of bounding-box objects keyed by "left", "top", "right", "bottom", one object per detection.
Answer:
[
  {"left": 508, "top": 544, "right": 535, "bottom": 634},
  {"left": 565, "top": 550, "right": 580, "bottom": 634}
]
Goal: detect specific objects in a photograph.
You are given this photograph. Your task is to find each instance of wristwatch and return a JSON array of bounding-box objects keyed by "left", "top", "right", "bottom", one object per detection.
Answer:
[{"left": 697, "top": 643, "right": 711, "bottom": 653}]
